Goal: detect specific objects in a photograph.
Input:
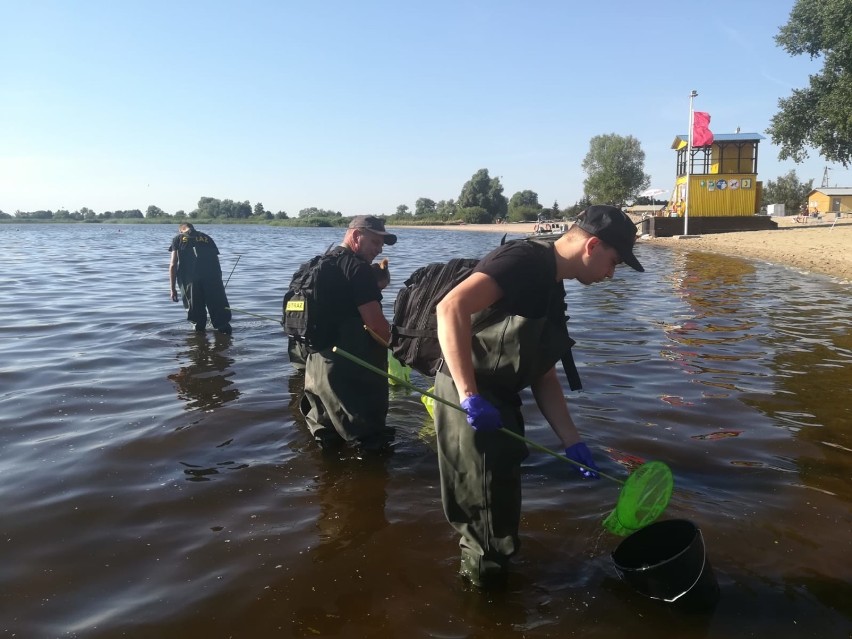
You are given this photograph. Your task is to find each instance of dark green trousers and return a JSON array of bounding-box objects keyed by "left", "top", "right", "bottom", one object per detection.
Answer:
[
  {"left": 300, "top": 320, "right": 392, "bottom": 451},
  {"left": 179, "top": 276, "right": 231, "bottom": 332},
  {"left": 434, "top": 371, "right": 529, "bottom": 586}
]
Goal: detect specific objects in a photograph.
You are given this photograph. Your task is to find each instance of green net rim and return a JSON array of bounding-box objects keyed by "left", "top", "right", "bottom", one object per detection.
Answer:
[{"left": 603, "top": 461, "right": 674, "bottom": 536}]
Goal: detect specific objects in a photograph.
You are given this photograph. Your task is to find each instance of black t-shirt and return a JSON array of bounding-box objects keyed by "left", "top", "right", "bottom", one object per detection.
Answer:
[
  {"left": 169, "top": 231, "right": 221, "bottom": 279},
  {"left": 319, "top": 247, "right": 382, "bottom": 319},
  {"left": 474, "top": 240, "right": 565, "bottom": 319}
]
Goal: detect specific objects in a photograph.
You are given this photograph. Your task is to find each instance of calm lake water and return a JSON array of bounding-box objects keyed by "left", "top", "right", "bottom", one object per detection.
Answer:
[{"left": 1, "top": 223, "right": 850, "bottom": 639}]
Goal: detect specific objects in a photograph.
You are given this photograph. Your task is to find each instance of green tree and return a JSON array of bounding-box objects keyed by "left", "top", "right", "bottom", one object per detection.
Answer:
[
  {"left": 275, "top": 210, "right": 289, "bottom": 219},
  {"left": 146, "top": 205, "right": 166, "bottom": 218},
  {"left": 581, "top": 134, "right": 650, "bottom": 206},
  {"left": 253, "top": 202, "right": 267, "bottom": 217},
  {"left": 563, "top": 196, "right": 591, "bottom": 219},
  {"left": 458, "top": 169, "right": 508, "bottom": 223},
  {"left": 298, "top": 207, "right": 341, "bottom": 218},
  {"left": 507, "top": 190, "right": 542, "bottom": 222},
  {"left": 761, "top": 169, "right": 814, "bottom": 213},
  {"left": 114, "top": 209, "right": 143, "bottom": 219},
  {"left": 551, "top": 201, "right": 560, "bottom": 217},
  {"left": 767, "top": 0, "right": 852, "bottom": 166},
  {"left": 232, "top": 200, "right": 252, "bottom": 219},
  {"left": 196, "top": 197, "right": 251, "bottom": 219},
  {"left": 435, "top": 199, "right": 457, "bottom": 220},
  {"left": 197, "top": 197, "right": 221, "bottom": 218},
  {"left": 458, "top": 206, "right": 490, "bottom": 224},
  {"left": 414, "top": 197, "right": 437, "bottom": 217},
  {"left": 395, "top": 204, "right": 411, "bottom": 217}
]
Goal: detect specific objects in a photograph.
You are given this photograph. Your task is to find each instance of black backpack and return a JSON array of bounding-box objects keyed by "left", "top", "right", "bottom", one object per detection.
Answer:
[
  {"left": 390, "top": 244, "right": 582, "bottom": 390},
  {"left": 390, "top": 258, "right": 502, "bottom": 376},
  {"left": 282, "top": 249, "right": 343, "bottom": 352}
]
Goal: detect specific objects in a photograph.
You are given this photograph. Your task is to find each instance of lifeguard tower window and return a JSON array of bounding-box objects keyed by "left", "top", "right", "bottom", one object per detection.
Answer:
[{"left": 675, "top": 141, "right": 759, "bottom": 176}]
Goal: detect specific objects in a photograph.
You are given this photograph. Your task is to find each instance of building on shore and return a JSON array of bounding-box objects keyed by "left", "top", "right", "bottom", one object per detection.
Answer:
[{"left": 643, "top": 132, "right": 776, "bottom": 237}]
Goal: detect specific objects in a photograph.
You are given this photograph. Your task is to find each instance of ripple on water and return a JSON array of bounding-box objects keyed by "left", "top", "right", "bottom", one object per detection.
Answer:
[{"left": 1, "top": 225, "right": 851, "bottom": 638}]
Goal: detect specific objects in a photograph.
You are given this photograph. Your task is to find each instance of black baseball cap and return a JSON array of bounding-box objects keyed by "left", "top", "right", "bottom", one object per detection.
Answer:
[
  {"left": 348, "top": 215, "right": 397, "bottom": 245},
  {"left": 575, "top": 205, "right": 644, "bottom": 272}
]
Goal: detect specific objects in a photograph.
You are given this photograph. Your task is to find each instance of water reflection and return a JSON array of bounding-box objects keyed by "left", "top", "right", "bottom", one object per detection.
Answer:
[
  {"left": 287, "top": 369, "right": 304, "bottom": 411},
  {"left": 285, "top": 457, "right": 392, "bottom": 635},
  {"left": 670, "top": 250, "right": 852, "bottom": 498},
  {"left": 311, "top": 458, "right": 390, "bottom": 563},
  {"left": 168, "top": 333, "right": 239, "bottom": 410}
]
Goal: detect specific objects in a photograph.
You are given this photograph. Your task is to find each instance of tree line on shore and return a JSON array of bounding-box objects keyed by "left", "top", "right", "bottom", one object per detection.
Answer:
[
  {"left": 3, "top": 168, "right": 583, "bottom": 226},
  {"left": 3, "top": 138, "right": 660, "bottom": 226},
  {"left": 3, "top": 167, "right": 812, "bottom": 226}
]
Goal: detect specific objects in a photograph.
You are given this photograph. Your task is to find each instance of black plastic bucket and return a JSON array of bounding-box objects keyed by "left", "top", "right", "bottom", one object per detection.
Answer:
[{"left": 612, "top": 519, "right": 719, "bottom": 612}]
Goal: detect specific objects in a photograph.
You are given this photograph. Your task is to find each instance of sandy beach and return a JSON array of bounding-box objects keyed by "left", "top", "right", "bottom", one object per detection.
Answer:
[
  {"left": 648, "top": 216, "right": 852, "bottom": 282},
  {"left": 396, "top": 217, "right": 852, "bottom": 283}
]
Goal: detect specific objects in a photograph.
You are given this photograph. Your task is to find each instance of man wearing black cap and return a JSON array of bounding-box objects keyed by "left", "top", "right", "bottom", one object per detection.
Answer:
[
  {"left": 433, "top": 205, "right": 643, "bottom": 587},
  {"left": 299, "top": 215, "right": 398, "bottom": 453}
]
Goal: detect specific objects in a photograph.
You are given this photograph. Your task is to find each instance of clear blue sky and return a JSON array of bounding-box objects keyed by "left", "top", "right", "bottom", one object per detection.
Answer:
[{"left": 2, "top": 0, "right": 849, "bottom": 216}]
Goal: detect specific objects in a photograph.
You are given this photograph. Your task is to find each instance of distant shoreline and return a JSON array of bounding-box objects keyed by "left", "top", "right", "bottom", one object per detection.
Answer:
[
  {"left": 389, "top": 222, "right": 539, "bottom": 234},
  {"left": 6, "top": 217, "right": 850, "bottom": 282},
  {"left": 390, "top": 218, "right": 852, "bottom": 283}
]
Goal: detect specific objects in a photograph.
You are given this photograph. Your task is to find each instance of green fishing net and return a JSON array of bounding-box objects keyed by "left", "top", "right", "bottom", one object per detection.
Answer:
[
  {"left": 387, "top": 352, "right": 412, "bottom": 386},
  {"left": 603, "top": 461, "right": 674, "bottom": 536},
  {"left": 421, "top": 386, "right": 436, "bottom": 419}
]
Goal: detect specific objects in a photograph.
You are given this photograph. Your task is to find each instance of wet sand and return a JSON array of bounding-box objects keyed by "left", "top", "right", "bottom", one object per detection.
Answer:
[
  {"left": 649, "top": 216, "right": 852, "bottom": 282},
  {"left": 396, "top": 217, "right": 852, "bottom": 282}
]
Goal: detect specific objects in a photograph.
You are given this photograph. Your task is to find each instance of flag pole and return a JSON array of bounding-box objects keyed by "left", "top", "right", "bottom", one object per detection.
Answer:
[{"left": 684, "top": 89, "right": 697, "bottom": 236}]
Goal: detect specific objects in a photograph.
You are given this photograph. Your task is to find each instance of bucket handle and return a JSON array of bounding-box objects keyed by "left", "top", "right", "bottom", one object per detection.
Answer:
[
  {"left": 662, "top": 529, "right": 707, "bottom": 603},
  {"left": 614, "top": 529, "right": 709, "bottom": 603}
]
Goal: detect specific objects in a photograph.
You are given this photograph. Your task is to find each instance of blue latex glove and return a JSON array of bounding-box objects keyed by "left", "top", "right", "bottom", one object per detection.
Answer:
[
  {"left": 460, "top": 394, "right": 502, "bottom": 432},
  {"left": 565, "top": 442, "right": 600, "bottom": 480}
]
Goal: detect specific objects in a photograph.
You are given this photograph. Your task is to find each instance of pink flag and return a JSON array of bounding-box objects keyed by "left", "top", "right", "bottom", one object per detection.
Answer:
[{"left": 692, "top": 111, "right": 714, "bottom": 147}]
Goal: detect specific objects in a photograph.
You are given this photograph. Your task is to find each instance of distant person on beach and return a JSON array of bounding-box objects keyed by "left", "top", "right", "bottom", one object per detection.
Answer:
[
  {"left": 433, "top": 205, "right": 644, "bottom": 588},
  {"left": 168, "top": 222, "right": 232, "bottom": 335},
  {"left": 299, "top": 216, "right": 397, "bottom": 453}
]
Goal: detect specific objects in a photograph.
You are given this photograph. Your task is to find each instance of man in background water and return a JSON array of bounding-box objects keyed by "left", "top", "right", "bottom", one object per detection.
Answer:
[{"left": 168, "top": 222, "right": 232, "bottom": 335}]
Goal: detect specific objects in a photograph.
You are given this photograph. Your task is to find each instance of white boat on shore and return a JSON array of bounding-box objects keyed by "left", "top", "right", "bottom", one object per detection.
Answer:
[{"left": 527, "top": 220, "right": 570, "bottom": 240}]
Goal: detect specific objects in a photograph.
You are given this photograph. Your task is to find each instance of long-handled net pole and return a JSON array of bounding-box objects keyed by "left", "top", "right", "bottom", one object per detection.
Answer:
[
  {"left": 224, "top": 255, "right": 241, "bottom": 288},
  {"left": 332, "top": 345, "right": 623, "bottom": 484},
  {"left": 226, "top": 307, "right": 279, "bottom": 323}
]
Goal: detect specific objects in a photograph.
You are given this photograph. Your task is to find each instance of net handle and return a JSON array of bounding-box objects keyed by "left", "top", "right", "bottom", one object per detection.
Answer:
[{"left": 333, "top": 345, "right": 624, "bottom": 484}]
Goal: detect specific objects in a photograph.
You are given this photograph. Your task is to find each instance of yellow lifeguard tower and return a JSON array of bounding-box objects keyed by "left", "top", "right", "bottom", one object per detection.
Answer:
[
  {"left": 643, "top": 132, "right": 777, "bottom": 236},
  {"left": 672, "top": 132, "right": 764, "bottom": 216}
]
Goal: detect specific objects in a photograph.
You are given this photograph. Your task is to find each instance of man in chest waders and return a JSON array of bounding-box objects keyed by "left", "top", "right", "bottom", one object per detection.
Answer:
[
  {"left": 434, "top": 205, "right": 645, "bottom": 588},
  {"left": 168, "top": 223, "right": 232, "bottom": 335},
  {"left": 299, "top": 216, "right": 397, "bottom": 454}
]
